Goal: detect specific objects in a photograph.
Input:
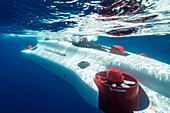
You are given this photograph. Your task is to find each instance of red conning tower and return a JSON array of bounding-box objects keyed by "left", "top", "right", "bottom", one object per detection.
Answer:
[{"left": 94, "top": 68, "right": 139, "bottom": 113}]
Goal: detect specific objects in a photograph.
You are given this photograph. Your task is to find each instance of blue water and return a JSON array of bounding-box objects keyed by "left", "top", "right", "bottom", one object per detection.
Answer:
[
  {"left": 0, "top": 0, "right": 170, "bottom": 113},
  {"left": 0, "top": 37, "right": 102, "bottom": 113}
]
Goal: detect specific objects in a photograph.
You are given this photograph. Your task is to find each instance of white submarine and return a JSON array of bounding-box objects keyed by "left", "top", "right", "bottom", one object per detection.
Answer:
[{"left": 21, "top": 38, "right": 170, "bottom": 113}]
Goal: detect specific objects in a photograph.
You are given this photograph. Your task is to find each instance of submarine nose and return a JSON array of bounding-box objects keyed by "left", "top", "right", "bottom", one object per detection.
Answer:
[{"left": 21, "top": 48, "right": 33, "bottom": 61}]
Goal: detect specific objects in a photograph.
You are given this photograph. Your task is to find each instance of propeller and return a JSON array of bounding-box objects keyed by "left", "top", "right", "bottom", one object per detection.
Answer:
[{"left": 98, "top": 76, "right": 136, "bottom": 88}]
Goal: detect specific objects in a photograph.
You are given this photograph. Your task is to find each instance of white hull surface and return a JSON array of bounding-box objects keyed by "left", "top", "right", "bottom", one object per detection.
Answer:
[{"left": 21, "top": 40, "right": 170, "bottom": 112}]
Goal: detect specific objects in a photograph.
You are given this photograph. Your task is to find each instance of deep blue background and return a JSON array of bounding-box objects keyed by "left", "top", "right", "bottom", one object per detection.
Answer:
[{"left": 0, "top": 37, "right": 103, "bottom": 113}]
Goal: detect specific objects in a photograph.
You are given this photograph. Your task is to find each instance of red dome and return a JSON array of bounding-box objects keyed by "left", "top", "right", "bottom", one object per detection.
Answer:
[
  {"left": 106, "top": 68, "right": 124, "bottom": 82},
  {"left": 27, "top": 45, "right": 33, "bottom": 49},
  {"left": 139, "top": 53, "right": 147, "bottom": 57},
  {"left": 111, "top": 45, "right": 125, "bottom": 54}
]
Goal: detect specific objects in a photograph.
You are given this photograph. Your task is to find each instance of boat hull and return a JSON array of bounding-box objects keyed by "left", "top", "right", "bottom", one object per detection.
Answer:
[{"left": 21, "top": 40, "right": 170, "bottom": 112}]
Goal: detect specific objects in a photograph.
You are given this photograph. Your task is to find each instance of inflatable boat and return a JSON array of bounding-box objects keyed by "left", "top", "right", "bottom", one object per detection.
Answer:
[{"left": 21, "top": 39, "right": 170, "bottom": 113}]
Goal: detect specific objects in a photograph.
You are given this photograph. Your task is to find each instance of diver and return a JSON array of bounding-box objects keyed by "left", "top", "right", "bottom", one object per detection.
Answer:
[
  {"left": 78, "top": 38, "right": 94, "bottom": 46},
  {"left": 72, "top": 37, "right": 103, "bottom": 50},
  {"left": 23, "top": 41, "right": 34, "bottom": 50}
]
